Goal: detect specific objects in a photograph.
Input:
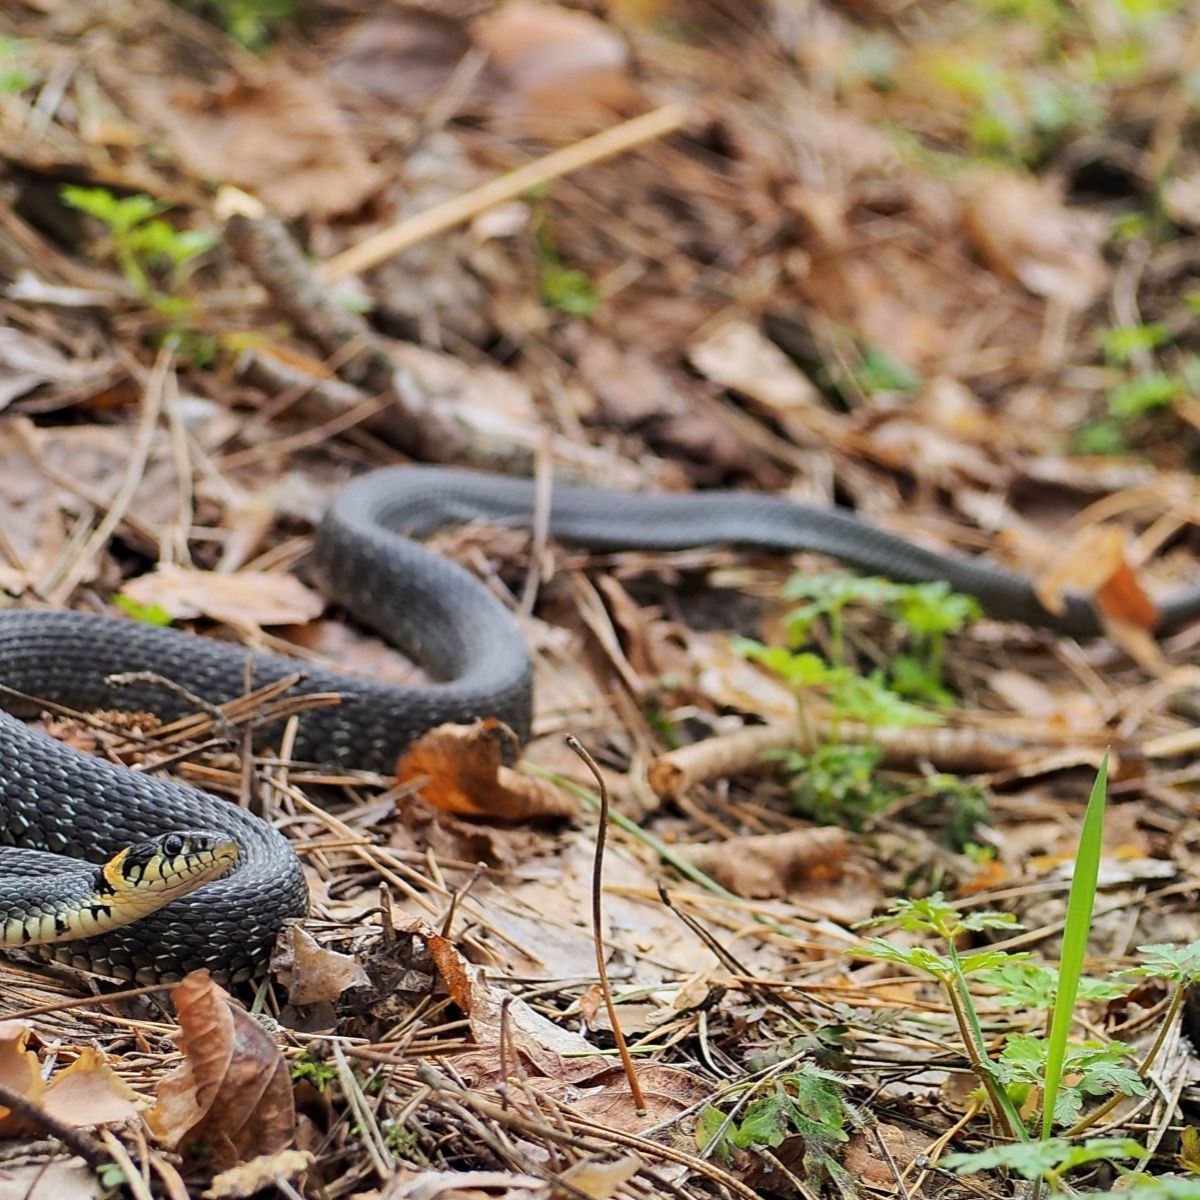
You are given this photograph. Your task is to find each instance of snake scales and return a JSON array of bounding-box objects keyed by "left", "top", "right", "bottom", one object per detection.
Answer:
[{"left": 0, "top": 466, "right": 1195, "bottom": 982}]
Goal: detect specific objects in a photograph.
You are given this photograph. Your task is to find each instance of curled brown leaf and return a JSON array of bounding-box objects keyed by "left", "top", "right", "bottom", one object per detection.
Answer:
[
  {"left": 149, "top": 970, "right": 295, "bottom": 1171},
  {"left": 396, "top": 719, "right": 577, "bottom": 821}
]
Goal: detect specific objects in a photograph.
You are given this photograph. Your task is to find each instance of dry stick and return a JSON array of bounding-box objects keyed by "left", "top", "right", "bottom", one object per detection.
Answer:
[
  {"left": 5, "top": 982, "right": 172, "bottom": 1021},
  {"left": 319, "top": 104, "right": 689, "bottom": 283},
  {"left": 565, "top": 734, "right": 646, "bottom": 1116},
  {"left": 648, "top": 720, "right": 1037, "bottom": 800}
]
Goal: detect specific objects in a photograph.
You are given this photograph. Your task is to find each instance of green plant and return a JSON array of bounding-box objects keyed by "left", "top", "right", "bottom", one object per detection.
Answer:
[
  {"left": 738, "top": 573, "right": 976, "bottom": 824},
  {"left": 112, "top": 594, "right": 173, "bottom": 627},
  {"left": 945, "top": 1137, "right": 1148, "bottom": 1191},
  {"left": 291, "top": 1052, "right": 337, "bottom": 1090},
  {"left": 856, "top": 760, "right": 1121, "bottom": 1139},
  {"left": 1100, "top": 322, "right": 1172, "bottom": 365},
  {"left": 1107, "top": 373, "right": 1182, "bottom": 419},
  {"left": 781, "top": 572, "right": 978, "bottom": 697},
  {"left": 61, "top": 185, "right": 216, "bottom": 354},
  {"left": 173, "top": 0, "right": 297, "bottom": 51},
  {"left": 888, "top": 582, "right": 981, "bottom": 703},
  {"left": 854, "top": 346, "right": 920, "bottom": 397},
  {"left": 766, "top": 741, "right": 887, "bottom": 825},
  {"left": 533, "top": 205, "right": 598, "bottom": 319},
  {"left": 696, "top": 1063, "right": 863, "bottom": 1192},
  {"left": 1040, "top": 753, "right": 1108, "bottom": 1138},
  {"left": 0, "top": 38, "right": 34, "bottom": 95}
]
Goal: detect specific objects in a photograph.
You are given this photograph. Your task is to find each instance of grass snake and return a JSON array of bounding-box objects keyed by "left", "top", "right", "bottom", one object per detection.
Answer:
[{"left": 1, "top": 466, "right": 1196, "bottom": 983}]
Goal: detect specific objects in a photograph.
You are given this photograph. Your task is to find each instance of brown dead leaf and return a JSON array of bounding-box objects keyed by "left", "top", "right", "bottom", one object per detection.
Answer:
[
  {"left": 280, "top": 619, "right": 426, "bottom": 685},
  {"left": 689, "top": 632, "right": 797, "bottom": 723},
  {"left": 120, "top": 564, "right": 324, "bottom": 627},
  {"left": 452, "top": 966, "right": 605, "bottom": 1086},
  {"left": 202, "top": 1149, "right": 314, "bottom": 1200},
  {"left": 843, "top": 1123, "right": 931, "bottom": 1188},
  {"left": 384, "top": 1171, "right": 549, "bottom": 1199},
  {"left": 687, "top": 320, "right": 839, "bottom": 445},
  {"left": 1034, "top": 525, "right": 1158, "bottom": 630},
  {"left": 680, "top": 828, "right": 874, "bottom": 916},
  {"left": 273, "top": 926, "right": 369, "bottom": 1009},
  {"left": 119, "top": 58, "right": 383, "bottom": 219},
  {"left": 0, "top": 1021, "right": 43, "bottom": 1137},
  {"left": 0, "top": 1024, "right": 141, "bottom": 1136},
  {"left": 473, "top": 2, "right": 641, "bottom": 125},
  {"left": 40, "top": 1047, "right": 141, "bottom": 1129},
  {"left": 427, "top": 933, "right": 474, "bottom": 1013},
  {"left": 324, "top": 9, "right": 473, "bottom": 112},
  {"left": 573, "top": 332, "right": 686, "bottom": 428},
  {"left": 150, "top": 970, "right": 295, "bottom": 1170},
  {"left": 559, "top": 1155, "right": 643, "bottom": 1199},
  {"left": 569, "top": 1063, "right": 712, "bottom": 1132},
  {"left": 0, "top": 1160, "right": 105, "bottom": 1200},
  {"left": 396, "top": 719, "right": 577, "bottom": 821},
  {"left": 960, "top": 170, "right": 1107, "bottom": 310}
]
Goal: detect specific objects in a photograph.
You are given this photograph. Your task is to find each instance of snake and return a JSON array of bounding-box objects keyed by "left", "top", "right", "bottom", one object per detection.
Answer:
[{"left": 1, "top": 465, "right": 1197, "bottom": 983}]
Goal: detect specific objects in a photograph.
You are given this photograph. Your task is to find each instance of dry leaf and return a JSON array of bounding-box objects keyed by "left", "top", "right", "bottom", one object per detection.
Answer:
[
  {"left": 473, "top": 1, "right": 640, "bottom": 123},
  {"left": 0, "top": 1021, "right": 43, "bottom": 1137},
  {"left": 0, "top": 1024, "right": 141, "bottom": 1136},
  {"left": 569, "top": 1063, "right": 712, "bottom": 1132},
  {"left": 681, "top": 827, "right": 855, "bottom": 901},
  {"left": 451, "top": 966, "right": 605, "bottom": 1086},
  {"left": 843, "top": 1123, "right": 930, "bottom": 1187},
  {"left": 688, "top": 320, "right": 837, "bottom": 444},
  {"left": 202, "top": 1149, "right": 314, "bottom": 1199},
  {"left": 120, "top": 59, "right": 383, "bottom": 219},
  {"left": 40, "top": 1047, "right": 141, "bottom": 1128},
  {"left": 385, "top": 1170, "right": 549, "bottom": 1199},
  {"left": 120, "top": 564, "right": 324, "bottom": 627},
  {"left": 150, "top": 970, "right": 295, "bottom": 1170},
  {"left": 396, "top": 719, "right": 577, "bottom": 821},
  {"left": 0, "top": 1160, "right": 105, "bottom": 1200},
  {"left": 273, "top": 926, "right": 369, "bottom": 1009},
  {"left": 1034, "top": 524, "right": 1158, "bottom": 630},
  {"left": 559, "top": 1155, "right": 643, "bottom": 1198},
  {"left": 960, "top": 170, "right": 1107, "bottom": 310}
]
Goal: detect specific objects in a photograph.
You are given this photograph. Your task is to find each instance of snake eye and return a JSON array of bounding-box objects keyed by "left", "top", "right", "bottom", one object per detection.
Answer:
[{"left": 162, "top": 834, "right": 185, "bottom": 857}]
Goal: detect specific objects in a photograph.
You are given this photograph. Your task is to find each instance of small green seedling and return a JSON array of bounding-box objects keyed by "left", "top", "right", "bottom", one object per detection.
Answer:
[
  {"left": 944, "top": 1137, "right": 1147, "bottom": 1192},
  {"left": 696, "top": 1063, "right": 863, "bottom": 1194},
  {"left": 61, "top": 186, "right": 215, "bottom": 356}
]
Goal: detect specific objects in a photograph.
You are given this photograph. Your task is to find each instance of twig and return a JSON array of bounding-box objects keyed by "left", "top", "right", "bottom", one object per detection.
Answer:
[
  {"left": 105, "top": 671, "right": 235, "bottom": 738},
  {"left": 5, "top": 981, "right": 172, "bottom": 1020},
  {"left": 319, "top": 104, "right": 689, "bottom": 283},
  {"left": 565, "top": 734, "right": 646, "bottom": 1116}
]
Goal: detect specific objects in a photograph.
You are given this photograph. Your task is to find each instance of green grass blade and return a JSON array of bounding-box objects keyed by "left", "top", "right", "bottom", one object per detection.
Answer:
[{"left": 1041, "top": 751, "right": 1109, "bottom": 1138}]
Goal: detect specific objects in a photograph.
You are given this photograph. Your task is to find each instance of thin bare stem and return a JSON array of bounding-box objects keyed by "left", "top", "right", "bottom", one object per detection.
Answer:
[{"left": 565, "top": 734, "right": 646, "bottom": 1115}]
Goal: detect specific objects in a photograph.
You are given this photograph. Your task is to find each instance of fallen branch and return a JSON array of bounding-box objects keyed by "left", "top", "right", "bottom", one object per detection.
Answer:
[{"left": 648, "top": 720, "right": 1043, "bottom": 800}]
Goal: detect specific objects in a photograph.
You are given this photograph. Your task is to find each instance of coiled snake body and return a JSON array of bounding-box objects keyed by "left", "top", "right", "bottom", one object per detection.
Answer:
[{"left": 1, "top": 466, "right": 1196, "bottom": 982}]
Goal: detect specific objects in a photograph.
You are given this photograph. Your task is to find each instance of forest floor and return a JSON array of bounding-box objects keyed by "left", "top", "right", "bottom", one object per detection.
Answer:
[{"left": 5, "top": 1, "right": 1200, "bottom": 1198}]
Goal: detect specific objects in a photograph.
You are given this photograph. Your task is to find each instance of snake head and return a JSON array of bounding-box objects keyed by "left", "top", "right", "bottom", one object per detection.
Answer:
[{"left": 100, "top": 830, "right": 239, "bottom": 910}]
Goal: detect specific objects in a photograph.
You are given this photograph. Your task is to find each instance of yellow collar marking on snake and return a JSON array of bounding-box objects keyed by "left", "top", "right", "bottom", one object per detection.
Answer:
[{"left": 0, "top": 832, "right": 239, "bottom": 950}]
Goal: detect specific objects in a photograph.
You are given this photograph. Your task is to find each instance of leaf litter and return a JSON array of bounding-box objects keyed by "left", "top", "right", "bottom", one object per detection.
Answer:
[{"left": 3, "top": 0, "right": 1200, "bottom": 1196}]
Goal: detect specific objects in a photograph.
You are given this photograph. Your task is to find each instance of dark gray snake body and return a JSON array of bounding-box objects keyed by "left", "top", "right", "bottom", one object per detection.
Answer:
[{"left": 0, "top": 467, "right": 1195, "bottom": 981}]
